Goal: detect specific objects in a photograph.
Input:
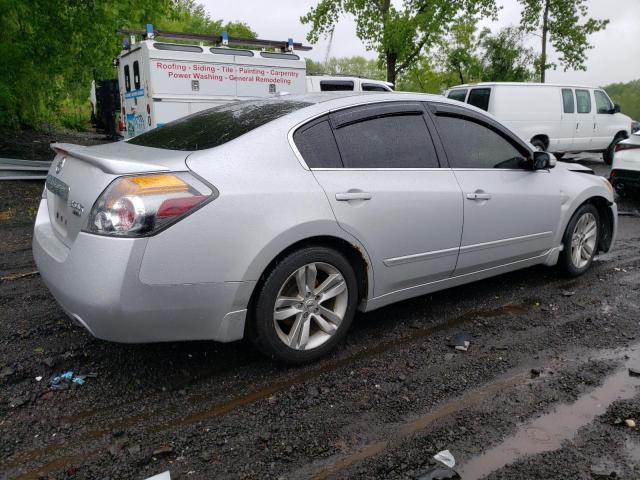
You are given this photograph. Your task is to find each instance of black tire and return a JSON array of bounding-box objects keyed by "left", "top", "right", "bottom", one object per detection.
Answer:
[
  {"left": 248, "top": 246, "right": 358, "bottom": 364},
  {"left": 558, "top": 203, "right": 600, "bottom": 277},
  {"left": 603, "top": 135, "right": 624, "bottom": 165},
  {"left": 531, "top": 138, "right": 547, "bottom": 151}
]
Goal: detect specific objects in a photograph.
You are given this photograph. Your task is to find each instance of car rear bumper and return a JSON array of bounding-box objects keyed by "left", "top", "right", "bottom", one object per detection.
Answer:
[
  {"left": 610, "top": 169, "right": 640, "bottom": 190},
  {"left": 32, "top": 200, "right": 254, "bottom": 343}
]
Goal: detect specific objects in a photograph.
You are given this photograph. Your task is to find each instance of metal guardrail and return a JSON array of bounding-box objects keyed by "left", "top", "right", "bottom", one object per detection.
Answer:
[{"left": 0, "top": 158, "right": 50, "bottom": 180}]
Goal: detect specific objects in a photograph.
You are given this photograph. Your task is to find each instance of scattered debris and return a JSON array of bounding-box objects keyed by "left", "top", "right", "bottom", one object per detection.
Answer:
[
  {"left": 33, "top": 346, "right": 44, "bottom": 354},
  {"left": 48, "top": 370, "right": 91, "bottom": 389},
  {"left": 35, "top": 376, "right": 42, "bottom": 382},
  {"left": 561, "top": 290, "right": 575, "bottom": 297},
  {"left": 628, "top": 368, "right": 640, "bottom": 377},
  {"left": 433, "top": 449, "right": 456, "bottom": 469},
  {"left": 448, "top": 332, "right": 472, "bottom": 352},
  {"left": 0, "top": 270, "right": 39, "bottom": 282},
  {"left": 152, "top": 445, "right": 174, "bottom": 457},
  {"left": 625, "top": 419, "right": 636, "bottom": 428},
  {"left": 530, "top": 368, "right": 542, "bottom": 378}
]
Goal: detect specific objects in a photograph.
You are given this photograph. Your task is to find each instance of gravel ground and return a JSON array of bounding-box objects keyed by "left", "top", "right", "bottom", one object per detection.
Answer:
[{"left": 1, "top": 144, "right": 640, "bottom": 480}]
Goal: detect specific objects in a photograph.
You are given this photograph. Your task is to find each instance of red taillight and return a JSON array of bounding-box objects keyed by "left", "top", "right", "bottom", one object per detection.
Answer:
[
  {"left": 615, "top": 143, "right": 640, "bottom": 152},
  {"left": 157, "top": 195, "right": 207, "bottom": 218},
  {"left": 610, "top": 170, "right": 617, "bottom": 178}
]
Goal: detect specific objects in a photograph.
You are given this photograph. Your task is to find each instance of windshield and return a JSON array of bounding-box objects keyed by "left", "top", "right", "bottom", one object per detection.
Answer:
[{"left": 128, "top": 99, "right": 312, "bottom": 151}]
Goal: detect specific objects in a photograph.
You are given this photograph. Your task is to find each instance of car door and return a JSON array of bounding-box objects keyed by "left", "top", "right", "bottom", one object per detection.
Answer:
[
  {"left": 574, "top": 89, "right": 594, "bottom": 151},
  {"left": 296, "top": 102, "right": 464, "bottom": 297},
  {"left": 427, "top": 102, "right": 562, "bottom": 276},
  {"left": 594, "top": 89, "right": 617, "bottom": 149},
  {"left": 558, "top": 88, "right": 577, "bottom": 151}
]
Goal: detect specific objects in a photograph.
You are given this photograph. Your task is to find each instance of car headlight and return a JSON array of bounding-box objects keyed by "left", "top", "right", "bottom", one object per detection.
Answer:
[{"left": 84, "top": 172, "right": 215, "bottom": 237}]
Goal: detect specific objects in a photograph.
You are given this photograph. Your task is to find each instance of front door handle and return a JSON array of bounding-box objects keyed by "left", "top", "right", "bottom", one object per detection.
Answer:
[
  {"left": 466, "top": 192, "right": 492, "bottom": 201},
  {"left": 336, "top": 192, "right": 372, "bottom": 201}
]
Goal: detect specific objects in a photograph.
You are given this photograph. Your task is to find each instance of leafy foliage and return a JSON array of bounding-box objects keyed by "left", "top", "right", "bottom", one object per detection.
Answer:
[
  {"left": 306, "top": 56, "right": 385, "bottom": 80},
  {"left": 518, "top": 0, "right": 609, "bottom": 82},
  {"left": 603, "top": 80, "right": 640, "bottom": 121},
  {"left": 0, "top": 0, "right": 255, "bottom": 130},
  {"left": 301, "top": 0, "right": 498, "bottom": 85}
]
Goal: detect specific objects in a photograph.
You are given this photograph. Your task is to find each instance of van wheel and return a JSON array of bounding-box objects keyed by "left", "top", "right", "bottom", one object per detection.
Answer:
[
  {"left": 531, "top": 138, "right": 547, "bottom": 151},
  {"left": 249, "top": 246, "right": 358, "bottom": 364},
  {"left": 603, "top": 135, "right": 624, "bottom": 165},
  {"left": 559, "top": 204, "right": 599, "bottom": 277}
]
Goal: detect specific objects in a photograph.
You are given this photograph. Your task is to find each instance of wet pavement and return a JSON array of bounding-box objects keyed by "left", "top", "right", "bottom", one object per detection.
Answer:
[{"left": 1, "top": 152, "right": 640, "bottom": 480}]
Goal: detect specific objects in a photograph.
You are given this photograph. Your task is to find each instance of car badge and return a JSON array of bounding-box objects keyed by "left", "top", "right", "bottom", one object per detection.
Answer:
[{"left": 55, "top": 157, "right": 66, "bottom": 174}]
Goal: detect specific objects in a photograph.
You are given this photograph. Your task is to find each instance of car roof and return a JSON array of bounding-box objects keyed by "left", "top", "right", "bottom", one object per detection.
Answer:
[{"left": 448, "top": 82, "right": 606, "bottom": 89}]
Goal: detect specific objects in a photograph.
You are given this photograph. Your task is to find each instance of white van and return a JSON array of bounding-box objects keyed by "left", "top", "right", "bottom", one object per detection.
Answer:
[
  {"left": 444, "top": 82, "right": 632, "bottom": 164},
  {"left": 306, "top": 75, "right": 393, "bottom": 92}
]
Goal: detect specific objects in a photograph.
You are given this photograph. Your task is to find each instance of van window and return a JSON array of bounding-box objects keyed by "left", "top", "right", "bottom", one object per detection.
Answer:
[
  {"left": 133, "top": 61, "right": 141, "bottom": 90},
  {"left": 562, "top": 89, "right": 575, "bottom": 113},
  {"left": 293, "top": 119, "right": 342, "bottom": 168},
  {"left": 433, "top": 115, "right": 526, "bottom": 169},
  {"left": 320, "top": 80, "right": 354, "bottom": 91},
  {"left": 124, "top": 65, "right": 131, "bottom": 92},
  {"left": 332, "top": 113, "right": 439, "bottom": 168},
  {"left": 594, "top": 90, "right": 613, "bottom": 114},
  {"left": 210, "top": 47, "right": 253, "bottom": 57},
  {"left": 362, "top": 83, "right": 390, "bottom": 92},
  {"left": 154, "top": 43, "right": 203, "bottom": 53},
  {"left": 467, "top": 88, "right": 491, "bottom": 111},
  {"left": 447, "top": 89, "right": 468, "bottom": 102},
  {"left": 575, "top": 89, "right": 591, "bottom": 114},
  {"left": 260, "top": 52, "right": 300, "bottom": 60},
  {"left": 128, "top": 99, "right": 312, "bottom": 151}
]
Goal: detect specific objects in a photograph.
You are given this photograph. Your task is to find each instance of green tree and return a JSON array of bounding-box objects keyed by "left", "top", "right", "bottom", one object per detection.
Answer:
[
  {"left": 479, "top": 26, "right": 536, "bottom": 82},
  {"left": 301, "top": 0, "right": 497, "bottom": 86},
  {"left": 518, "top": 0, "right": 609, "bottom": 83},
  {"left": 603, "top": 80, "right": 640, "bottom": 121},
  {"left": 306, "top": 56, "right": 385, "bottom": 80}
]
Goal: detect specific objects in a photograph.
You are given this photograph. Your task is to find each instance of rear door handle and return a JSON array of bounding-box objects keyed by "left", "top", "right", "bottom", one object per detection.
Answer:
[
  {"left": 466, "top": 192, "right": 492, "bottom": 201},
  {"left": 335, "top": 192, "right": 372, "bottom": 201}
]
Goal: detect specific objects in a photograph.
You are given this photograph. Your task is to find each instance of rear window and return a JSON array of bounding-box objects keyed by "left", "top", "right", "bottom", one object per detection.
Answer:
[
  {"left": 362, "top": 83, "right": 390, "bottom": 92},
  {"left": 467, "top": 88, "right": 491, "bottom": 111},
  {"left": 128, "top": 99, "right": 312, "bottom": 150},
  {"left": 320, "top": 80, "right": 354, "bottom": 91},
  {"left": 447, "top": 89, "right": 468, "bottom": 102}
]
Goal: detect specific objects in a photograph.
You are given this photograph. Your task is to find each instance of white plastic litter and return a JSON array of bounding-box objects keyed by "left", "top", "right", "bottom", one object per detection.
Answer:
[
  {"left": 433, "top": 449, "right": 456, "bottom": 468},
  {"left": 144, "top": 472, "right": 171, "bottom": 480},
  {"left": 35, "top": 376, "right": 42, "bottom": 382}
]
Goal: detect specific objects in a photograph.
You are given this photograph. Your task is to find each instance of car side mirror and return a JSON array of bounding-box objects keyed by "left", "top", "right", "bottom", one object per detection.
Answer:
[
  {"left": 612, "top": 104, "right": 621, "bottom": 114},
  {"left": 532, "top": 151, "right": 555, "bottom": 170}
]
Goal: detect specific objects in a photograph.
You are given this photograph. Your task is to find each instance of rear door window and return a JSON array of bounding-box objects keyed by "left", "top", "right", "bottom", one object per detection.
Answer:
[
  {"left": 128, "top": 99, "right": 312, "bottom": 150},
  {"left": 467, "top": 88, "right": 491, "bottom": 111},
  {"left": 320, "top": 80, "right": 354, "bottom": 91},
  {"left": 293, "top": 119, "right": 342, "bottom": 168},
  {"left": 433, "top": 115, "right": 526, "bottom": 169},
  {"left": 594, "top": 90, "right": 613, "bottom": 114},
  {"left": 575, "top": 89, "right": 592, "bottom": 114},
  {"left": 562, "top": 89, "right": 575, "bottom": 113},
  {"left": 447, "top": 89, "right": 468, "bottom": 102},
  {"left": 124, "top": 65, "right": 131, "bottom": 92},
  {"left": 331, "top": 106, "right": 438, "bottom": 168}
]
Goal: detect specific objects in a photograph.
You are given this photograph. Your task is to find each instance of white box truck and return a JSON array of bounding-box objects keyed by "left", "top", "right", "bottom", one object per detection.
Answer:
[
  {"left": 115, "top": 25, "right": 392, "bottom": 138},
  {"left": 444, "top": 82, "right": 633, "bottom": 164}
]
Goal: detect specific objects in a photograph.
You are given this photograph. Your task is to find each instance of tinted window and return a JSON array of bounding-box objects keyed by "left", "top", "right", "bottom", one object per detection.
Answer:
[
  {"left": 362, "top": 83, "right": 390, "bottom": 92},
  {"left": 133, "top": 61, "right": 141, "bottom": 90},
  {"left": 594, "top": 90, "right": 613, "bottom": 114},
  {"left": 448, "top": 89, "right": 468, "bottom": 102},
  {"left": 320, "top": 81, "right": 354, "bottom": 91},
  {"left": 293, "top": 120, "right": 342, "bottom": 168},
  {"left": 467, "top": 88, "right": 491, "bottom": 111},
  {"left": 124, "top": 65, "right": 131, "bottom": 92},
  {"left": 434, "top": 115, "right": 526, "bottom": 169},
  {"left": 562, "top": 89, "right": 575, "bottom": 113},
  {"left": 260, "top": 52, "right": 300, "bottom": 60},
  {"left": 576, "top": 89, "right": 591, "bottom": 114},
  {"left": 333, "top": 113, "right": 438, "bottom": 168},
  {"left": 210, "top": 47, "right": 253, "bottom": 57},
  {"left": 128, "top": 99, "right": 312, "bottom": 150},
  {"left": 154, "top": 43, "right": 203, "bottom": 53}
]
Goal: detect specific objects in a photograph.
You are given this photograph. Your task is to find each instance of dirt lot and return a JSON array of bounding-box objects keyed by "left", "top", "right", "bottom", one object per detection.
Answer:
[{"left": 1, "top": 144, "right": 640, "bottom": 480}]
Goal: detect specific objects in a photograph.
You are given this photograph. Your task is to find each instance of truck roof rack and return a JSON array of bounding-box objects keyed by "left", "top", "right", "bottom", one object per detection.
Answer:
[{"left": 117, "top": 27, "right": 312, "bottom": 52}]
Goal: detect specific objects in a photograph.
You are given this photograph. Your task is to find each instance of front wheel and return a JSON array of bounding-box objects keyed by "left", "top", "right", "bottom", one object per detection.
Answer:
[
  {"left": 558, "top": 204, "right": 600, "bottom": 277},
  {"left": 249, "top": 246, "right": 358, "bottom": 364}
]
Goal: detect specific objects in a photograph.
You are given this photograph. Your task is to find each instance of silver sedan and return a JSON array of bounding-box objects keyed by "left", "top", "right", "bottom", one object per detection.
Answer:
[{"left": 33, "top": 92, "right": 617, "bottom": 363}]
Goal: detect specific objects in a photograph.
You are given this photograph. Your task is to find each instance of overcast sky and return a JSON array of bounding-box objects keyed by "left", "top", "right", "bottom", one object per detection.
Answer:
[{"left": 201, "top": 0, "right": 639, "bottom": 86}]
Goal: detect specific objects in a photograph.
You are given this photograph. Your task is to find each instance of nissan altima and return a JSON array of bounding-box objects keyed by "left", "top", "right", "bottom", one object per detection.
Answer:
[{"left": 33, "top": 92, "right": 617, "bottom": 363}]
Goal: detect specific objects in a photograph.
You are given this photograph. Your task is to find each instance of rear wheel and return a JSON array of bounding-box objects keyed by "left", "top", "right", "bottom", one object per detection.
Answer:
[
  {"left": 603, "top": 135, "right": 624, "bottom": 165},
  {"left": 559, "top": 204, "right": 600, "bottom": 277},
  {"left": 249, "top": 246, "right": 358, "bottom": 364},
  {"left": 531, "top": 137, "right": 547, "bottom": 151}
]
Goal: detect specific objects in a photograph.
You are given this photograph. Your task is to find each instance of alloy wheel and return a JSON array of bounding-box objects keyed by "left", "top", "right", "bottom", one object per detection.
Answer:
[
  {"left": 273, "top": 262, "right": 348, "bottom": 351},
  {"left": 570, "top": 212, "right": 598, "bottom": 269}
]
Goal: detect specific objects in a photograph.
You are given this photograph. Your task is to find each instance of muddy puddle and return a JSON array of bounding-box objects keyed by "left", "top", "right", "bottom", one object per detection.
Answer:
[{"left": 458, "top": 344, "right": 640, "bottom": 479}]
